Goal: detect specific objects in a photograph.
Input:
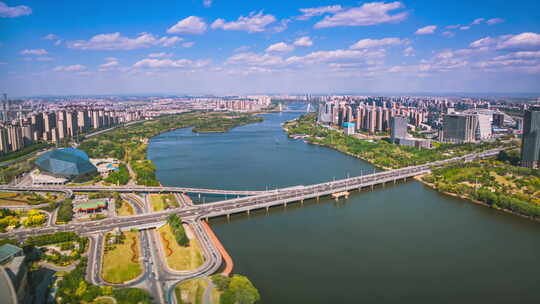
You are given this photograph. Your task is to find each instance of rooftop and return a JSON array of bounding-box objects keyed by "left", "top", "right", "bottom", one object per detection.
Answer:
[{"left": 0, "top": 244, "right": 22, "bottom": 264}]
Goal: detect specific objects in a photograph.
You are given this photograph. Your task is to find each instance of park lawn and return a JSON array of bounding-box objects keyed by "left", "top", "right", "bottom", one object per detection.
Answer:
[
  {"left": 149, "top": 194, "right": 166, "bottom": 211},
  {"left": 0, "top": 192, "right": 59, "bottom": 206},
  {"left": 92, "top": 296, "right": 116, "bottom": 304},
  {"left": 117, "top": 201, "right": 135, "bottom": 216},
  {"left": 102, "top": 231, "right": 142, "bottom": 284},
  {"left": 158, "top": 224, "right": 204, "bottom": 271},
  {"left": 175, "top": 277, "right": 208, "bottom": 304}
]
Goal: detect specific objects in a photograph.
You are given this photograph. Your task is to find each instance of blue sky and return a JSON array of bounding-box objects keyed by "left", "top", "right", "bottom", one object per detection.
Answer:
[{"left": 1, "top": 0, "right": 539, "bottom": 96}]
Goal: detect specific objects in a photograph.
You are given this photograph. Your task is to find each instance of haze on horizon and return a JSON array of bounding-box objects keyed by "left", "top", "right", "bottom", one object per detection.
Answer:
[{"left": 1, "top": 0, "right": 539, "bottom": 96}]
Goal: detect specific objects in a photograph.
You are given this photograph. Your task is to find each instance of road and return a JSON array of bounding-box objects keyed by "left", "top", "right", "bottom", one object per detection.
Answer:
[{"left": 0, "top": 148, "right": 502, "bottom": 303}]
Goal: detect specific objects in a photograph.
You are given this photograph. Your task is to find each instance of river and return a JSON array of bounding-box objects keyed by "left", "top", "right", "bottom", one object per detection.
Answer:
[{"left": 148, "top": 108, "right": 540, "bottom": 304}]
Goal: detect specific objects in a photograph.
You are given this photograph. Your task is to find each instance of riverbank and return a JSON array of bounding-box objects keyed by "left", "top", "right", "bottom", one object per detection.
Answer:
[
  {"left": 281, "top": 114, "right": 540, "bottom": 222},
  {"left": 79, "top": 112, "right": 265, "bottom": 186},
  {"left": 416, "top": 175, "right": 540, "bottom": 223}
]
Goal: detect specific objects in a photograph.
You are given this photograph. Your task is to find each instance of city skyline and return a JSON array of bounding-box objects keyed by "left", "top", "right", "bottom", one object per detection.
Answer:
[{"left": 1, "top": 0, "right": 540, "bottom": 96}]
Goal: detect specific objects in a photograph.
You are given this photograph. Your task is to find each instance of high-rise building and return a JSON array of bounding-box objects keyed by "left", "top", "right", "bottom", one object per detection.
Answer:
[
  {"left": 521, "top": 106, "right": 540, "bottom": 168},
  {"left": 390, "top": 116, "right": 408, "bottom": 142},
  {"left": 0, "top": 128, "right": 8, "bottom": 154},
  {"left": 442, "top": 114, "right": 478, "bottom": 143},
  {"left": 493, "top": 113, "right": 505, "bottom": 128},
  {"left": 7, "top": 125, "right": 23, "bottom": 151},
  {"left": 475, "top": 113, "right": 492, "bottom": 140}
]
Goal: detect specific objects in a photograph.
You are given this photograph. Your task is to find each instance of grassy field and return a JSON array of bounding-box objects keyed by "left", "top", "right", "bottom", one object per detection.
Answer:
[
  {"left": 0, "top": 192, "right": 62, "bottom": 206},
  {"left": 149, "top": 194, "right": 178, "bottom": 211},
  {"left": 116, "top": 201, "right": 135, "bottom": 216},
  {"left": 158, "top": 224, "right": 204, "bottom": 271},
  {"left": 175, "top": 278, "right": 208, "bottom": 304},
  {"left": 92, "top": 297, "right": 116, "bottom": 304},
  {"left": 102, "top": 231, "right": 142, "bottom": 284}
]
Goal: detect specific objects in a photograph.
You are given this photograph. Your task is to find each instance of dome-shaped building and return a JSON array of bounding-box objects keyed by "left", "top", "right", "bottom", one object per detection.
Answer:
[{"left": 35, "top": 148, "right": 97, "bottom": 178}]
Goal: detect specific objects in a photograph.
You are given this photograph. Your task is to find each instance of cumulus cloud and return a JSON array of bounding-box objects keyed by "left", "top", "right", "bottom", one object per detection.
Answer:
[
  {"left": 53, "top": 64, "right": 86, "bottom": 72},
  {"left": 470, "top": 33, "right": 540, "bottom": 51},
  {"left": 98, "top": 57, "right": 120, "bottom": 71},
  {"left": 460, "top": 26, "right": 470, "bottom": 31},
  {"left": 20, "top": 49, "right": 48, "bottom": 55},
  {"left": 297, "top": 5, "right": 342, "bottom": 20},
  {"left": 403, "top": 46, "right": 414, "bottom": 56},
  {"left": 203, "top": 0, "right": 212, "bottom": 8},
  {"left": 133, "top": 58, "right": 210, "bottom": 69},
  {"left": 43, "top": 34, "right": 59, "bottom": 40},
  {"left": 487, "top": 18, "right": 504, "bottom": 25},
  {"left": 350, "top": 37, "right": 405, "bottom": 49},
  {"left": 67, "top": 33, "right": 182, "bottom": 50},
  {"left": 472, "top": 18, "right": 485, "bottom": 25},
  {"left": 294, "top": 36, "right": 313, "bottom": 47},
  {"left": 442, "top": 31, "right": 455, "bottom": 38},
  {"left": 0, "top": 1, "right": 31, "bottom": 18},
  {"left": 497, "top": 32, "right": 540, "bottom": 50},
  {"left": 226, "top": 52, "right": 284, "bottom": 67},
  {"left": 415, "top": 25, "right": 437, "bottom": 35},
  {"left": 266, "top": 42, "right": 295, "bottom": 53},
  {"left": 314, "top": 1, "right": 407, "bottom": 28},
  {"left": 182, "top": 42, "right": 195, "bottom": 48},
  {"left": 148, "top": 52, "right": 172, "bottom": 58},
  {"left": 167, "top": 16, "right": 207, "bottom": 35},
  {"left": 286, "top": 49, "right": 386, "bottom": 66},
  {"left": 211, "top": 11, "right": 276, "bottom": 33}
]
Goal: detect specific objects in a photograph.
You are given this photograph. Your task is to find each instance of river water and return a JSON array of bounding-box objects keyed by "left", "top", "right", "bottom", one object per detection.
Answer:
[{"left": 148, "top": 109, "right": 540, "bottom": 304}]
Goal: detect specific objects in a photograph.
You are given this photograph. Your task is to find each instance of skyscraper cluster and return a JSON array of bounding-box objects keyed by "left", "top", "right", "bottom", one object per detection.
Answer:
[
  {"left": 0, "top": 107, "right": 143, "bottom": 155},
  {"left": 318, "top": 100, "right": 426, "bottom": 134}
]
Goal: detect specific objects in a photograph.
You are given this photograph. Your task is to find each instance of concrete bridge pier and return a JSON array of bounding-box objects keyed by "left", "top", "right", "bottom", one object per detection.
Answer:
[
  {"left": 265, "top": 206, "right": 269, "bottom": 213},
  {"left": 226, "top": 214, "right": 230, "bottom": 221},
  {"left": 246, "top": 209, "right": 250, "bottom": 215}
]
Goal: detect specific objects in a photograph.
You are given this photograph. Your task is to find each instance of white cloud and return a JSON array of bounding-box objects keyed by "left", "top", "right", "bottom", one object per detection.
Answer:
[
  {"left": 234, "top": 46, "right": 251, "bottom": 53},
  {"left": 20, "top": 49, "right": 48, "bottom": 55},
  {"left": 470, "top": 36, "right": 496, "bottom": 48},
  {"left": 470, "top": 33, "right": 540, "bottom": 51},
  {"left": 314, "top": 1, "right": 407, "bottom": 28},
  {"left": 294, "top": 36, "right": 313, "bottom": 47},
  {"left": 99, "top": 59, "right": 119, "bottom": 70},
  {"left": 148, "top": 52, "right": 172, "bottom": 58},
  {"left": 54, "top": 40, "right": 62, "bottom": 46},
  {"left": 494, "top": 51, "right": 540, "bottom": 60},
  {"left": 415, "top": 25, "right": 437, "bottom": 35},
  {"left": 182, "top": 42, "right": 195, "bottom": 48},
  {"left": 442, "top": 31, "right": 455, "bottom": 38},
  {"left": 68, "top": 32, "right": 182, "bottom": 50},
  {"left": 0, "top": 1, "right": 31, "bottom": 18},
  {"left": 487, "top": 18, "right": 504, "bottom": 25},
  {"left": 167, "top": 16, "right": 207, "bottom": 35},
  {"left": 459, "top": 26, "right": 470, "bottom": 31},
  {"left": 133, "top": 58, "right": 210, "bottom": 69},
  {"left": 211, "top": 12, "right": 276, "bottom": 33},
  {"left": 266, "top": 42, "right": 295, "bottom": 53},
  {"left": 403, "top": 46, "right": 414, "bottom": 56},
  {"left": 472, "top": 18, "right": 485, "bottom": 25},
  {"left": 446, "top": 24, "right": 460, "bottom": 29},
  {"left": 297, "top": 5, "right": 342, "bottom": 20},
  {"left": 350, "top": 37, "right": 405, "bottom": 49},
  {"left": 497, "top": 32, "right": 540, "bottom": 50},
  {"left": 53, "top": 64, "right": 87, "bottom": 72},
  {"left": 43, "top": 34, "right": 59, "bottom": 40},
  {"left": 286, "top": 49, "right": 386, "bottom": 66},
  {"left": 203, "top": 0, "right": 212, "bottom": 8},
  {"left": 226, "top": 52, "right": 284, "bottom": 67}
]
